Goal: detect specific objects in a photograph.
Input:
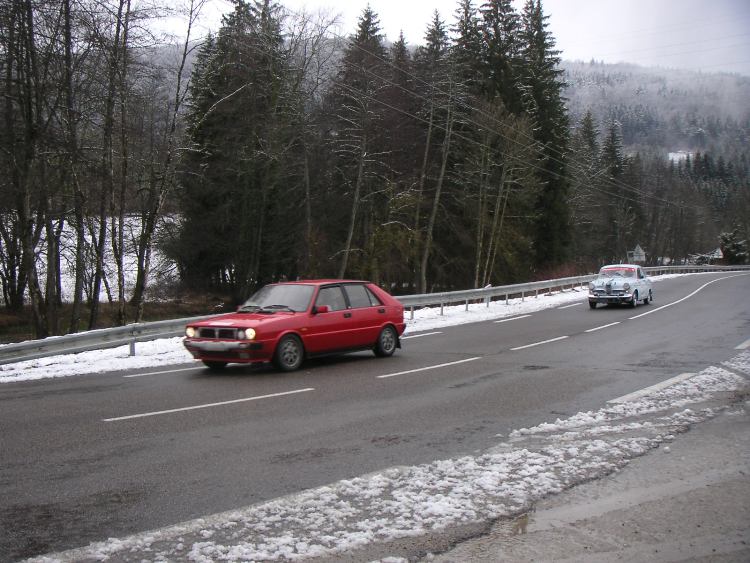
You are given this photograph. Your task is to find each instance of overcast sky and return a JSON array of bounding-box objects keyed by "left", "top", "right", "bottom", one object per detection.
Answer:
[{"left": 178, "top": 0, "right": 750, "bottom": 76}]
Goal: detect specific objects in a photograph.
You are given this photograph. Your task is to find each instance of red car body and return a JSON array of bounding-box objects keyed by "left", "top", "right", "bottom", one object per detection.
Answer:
[{"left": 183, "top": 280, "right": 406, "bottom": 371}]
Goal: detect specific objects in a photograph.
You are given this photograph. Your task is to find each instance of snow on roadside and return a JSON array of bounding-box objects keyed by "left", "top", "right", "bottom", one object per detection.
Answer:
[
  {"left": 28, "top": 351, "right": 750, "bottom": 562},
  {"left": 0, "top": 275, "right": 683, "bottom": 384}
]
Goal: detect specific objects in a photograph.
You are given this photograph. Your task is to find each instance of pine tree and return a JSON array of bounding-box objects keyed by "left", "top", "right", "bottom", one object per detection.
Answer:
[
  {"left": 451, "top": 0, "right": 483, "bottom": 92},
  {"left": 569, "top": 110, "right": 603, "bottom": 264},
  {"left": 480, "top": 0, "right": 523, "bottom": 113},
  {"left": 175, "top": 0, "right": 298, "bottom": 298},
  {"left": 519, "top": 0, "right": 570, "bottom": 269}
]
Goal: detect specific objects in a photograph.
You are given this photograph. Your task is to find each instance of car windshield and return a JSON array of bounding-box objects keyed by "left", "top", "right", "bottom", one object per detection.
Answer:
[
  {"left": 238, "top": 284, "right": 315, "bottom": 313},
  {"left": 599, "top": 267, "right": 635, "bottom": 278}
]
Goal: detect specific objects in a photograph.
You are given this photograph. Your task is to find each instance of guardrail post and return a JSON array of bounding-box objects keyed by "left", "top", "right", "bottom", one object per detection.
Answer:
[
  {"left": 129, "top": 326, "right": 137, "bottom": 356},
  {"left": 440, "top": 302, "right": 444, "bottom": 315},
  {"left": 522, "top": 291, "right": 525, "bottom": 302},
  {"left": 505, "top": 294, "right": 508, "bottom": 305},
  {"left": 410, "top": 306, "right": 414, "bottom": 320},
  {"left": 465, "top": 299, "right": 469, "bottom": 311}
]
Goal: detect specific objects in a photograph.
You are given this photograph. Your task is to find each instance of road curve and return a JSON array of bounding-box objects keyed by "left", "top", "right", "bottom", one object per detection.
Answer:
[{"left": 1, "top": 272, "right": 748, "bottom": 560}]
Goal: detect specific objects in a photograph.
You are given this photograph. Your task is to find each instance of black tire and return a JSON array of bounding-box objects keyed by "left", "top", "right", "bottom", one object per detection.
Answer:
[
  {"left": 274, "top": 334, "right": 304, "bottom": 372},
  {"left": 644, "top": 289, "right": 652, "bottom": 305},
  {"left": 589, "top": 301, "right": 597, "bottom": 309},
  {"left": 374, "top": 325, "right": 398, "bottom": 357},
  {"left": 630, "top": 290, "right": 639, "bottom": 308},
  {"left": 203, "top": 361, "right": 227, "bottom": 371}
]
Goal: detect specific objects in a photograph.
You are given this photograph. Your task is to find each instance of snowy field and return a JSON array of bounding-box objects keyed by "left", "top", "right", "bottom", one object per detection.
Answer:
[{"left": 9, "top": 272, "right": 750, "bottom": 562}]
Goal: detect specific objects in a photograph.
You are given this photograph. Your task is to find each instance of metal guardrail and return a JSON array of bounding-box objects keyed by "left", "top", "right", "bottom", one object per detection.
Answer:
[{"left": 1, "top": 265, "right": 748, "bottom": 366}]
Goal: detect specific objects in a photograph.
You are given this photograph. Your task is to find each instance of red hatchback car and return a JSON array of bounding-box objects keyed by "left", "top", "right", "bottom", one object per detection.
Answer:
[{"left": 183, "top": 280, "right": 406, "bottom": 371}]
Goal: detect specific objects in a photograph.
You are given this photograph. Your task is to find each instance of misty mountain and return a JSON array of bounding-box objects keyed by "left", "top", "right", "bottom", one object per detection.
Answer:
[{"left": 562, "top": 60, "right": 750, "bottom": 158}]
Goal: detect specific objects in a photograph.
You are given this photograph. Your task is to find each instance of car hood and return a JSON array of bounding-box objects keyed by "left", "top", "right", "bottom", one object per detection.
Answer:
[
  {"left": 190, "top": 312, "right": 298, "bottom": 329},
  {"left": 591, "top": 276, "right": 631, "bottom": 289}
]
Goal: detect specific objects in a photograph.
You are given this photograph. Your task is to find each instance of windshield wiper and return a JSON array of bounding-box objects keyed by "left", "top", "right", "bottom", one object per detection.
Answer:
[
  {"left": 237, "top": 305, "right": 261, "bottom": 313},
  {"left": 259, "top": 304, "right": 295, "bottom": 313}
]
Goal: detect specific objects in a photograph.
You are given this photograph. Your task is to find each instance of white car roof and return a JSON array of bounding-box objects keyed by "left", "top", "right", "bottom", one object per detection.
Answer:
[{"left": 599, "top": 264, "right": 640, "bottom": 270}]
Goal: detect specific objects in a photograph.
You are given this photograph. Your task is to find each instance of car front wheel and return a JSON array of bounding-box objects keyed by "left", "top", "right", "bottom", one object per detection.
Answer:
[
  {"left": 630, "top": 290, "right": 639, "bottom": 308},
  {"left": 274, "top": 335, "right": 304, "bottom": 371},
  {"left": 374, "top": 326, "right": 398, "bottom": 357},
  {"left": 589, "top": 300, "right": 597, "bottom": 309},
  {"left": 203, "top": 361, "right": 227, "bottom": 371}
]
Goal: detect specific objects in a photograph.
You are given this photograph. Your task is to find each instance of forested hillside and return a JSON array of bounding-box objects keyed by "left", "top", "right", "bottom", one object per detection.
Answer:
[
  {"left": 563, "top": 61, "right": 750, "bottom": 155},
  {"left": 562, "top": 61, "right": 749, "bottom": 270},
  {"left": 1, "top": 0, "right": 748, "bottom": 339}
]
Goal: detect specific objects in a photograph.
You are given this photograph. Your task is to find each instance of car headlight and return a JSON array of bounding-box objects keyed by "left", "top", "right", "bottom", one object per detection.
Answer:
[
  {"left": 623, "top": 283, "right": 630, "bottom": 291},
  {"left": 185, "top": 327, "right": 196, "bottom": 338},
  {"left": 238, "top": 328, "right": 256, "bottom": 340},
  {"left": 588, "top": 282, "right": 595, "bottom": 291}
]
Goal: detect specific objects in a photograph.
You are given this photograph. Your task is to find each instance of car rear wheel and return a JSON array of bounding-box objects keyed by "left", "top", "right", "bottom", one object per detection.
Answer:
[
  {"left": 374, "top": 326, "right": 398, "bottom": 357},
  {"left": 644, "top": 289, "right": 652, "bottom": 305},
  {"left": 203, "top": 361, "right": 227, "bottom": 371},
  {"left": 274, "top": 335, "right": 304, "bottom": 372}
]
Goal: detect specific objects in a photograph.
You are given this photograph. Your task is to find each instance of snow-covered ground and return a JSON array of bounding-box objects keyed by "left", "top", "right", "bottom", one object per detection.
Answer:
[{"left": 9, "top": 273, "right": 750, "bottom": 562}]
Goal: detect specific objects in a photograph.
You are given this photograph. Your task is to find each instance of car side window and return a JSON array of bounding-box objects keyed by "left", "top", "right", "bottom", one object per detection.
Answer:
[
  {"left": 316, "top": 286, "right": 347, "bottom": 312},
  {"left": 344, "top": 284, "right": 376, "bottom": 308}
]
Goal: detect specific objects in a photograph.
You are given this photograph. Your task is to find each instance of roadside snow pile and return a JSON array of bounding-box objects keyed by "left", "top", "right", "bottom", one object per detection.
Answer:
[{"left": 30, "top": 353, "right": 749, "bottom": 562}]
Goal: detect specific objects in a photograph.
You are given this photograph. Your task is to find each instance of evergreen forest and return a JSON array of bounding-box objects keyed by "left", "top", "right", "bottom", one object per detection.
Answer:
[{"left": 1, "top": 0, "right": 748, "bottom": 339}]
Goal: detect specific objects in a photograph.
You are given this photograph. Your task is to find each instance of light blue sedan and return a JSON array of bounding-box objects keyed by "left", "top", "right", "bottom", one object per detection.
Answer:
[{"left": 588, "top": 264, "right": 653, "bottom": 308}]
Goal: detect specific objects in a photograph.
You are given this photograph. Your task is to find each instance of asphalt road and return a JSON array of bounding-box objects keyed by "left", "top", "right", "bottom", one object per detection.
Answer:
[{"left": 1, "top": 272, "right": 748, "bottom": 560}]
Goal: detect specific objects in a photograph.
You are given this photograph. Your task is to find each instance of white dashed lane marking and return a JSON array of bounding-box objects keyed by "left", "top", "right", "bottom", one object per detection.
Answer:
[
  {"left": 494, "top": 315, "right": 531, "bottom": 323},
  {"left": 510, "top": 336, "right": 569, "bottom": 351},
  {"left": 377, "top": 357, "right": 482, "bottom": 379},
  {"left": 585, "top": 322, "right": 621, "bottom": 333},
  {"left": 103, "top": 388, "right": 315, "bottom": 422}
]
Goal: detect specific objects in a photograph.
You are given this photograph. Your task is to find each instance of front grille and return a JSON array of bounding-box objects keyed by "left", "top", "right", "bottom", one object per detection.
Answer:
[
  {"left": 593, "top": 289, "right": 624, "bottom": 297},
  {"left": 198, "top": 328, "right": 237, "bottom": 339}
]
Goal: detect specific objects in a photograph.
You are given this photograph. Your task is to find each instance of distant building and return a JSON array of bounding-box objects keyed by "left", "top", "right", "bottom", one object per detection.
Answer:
[
  {"left": 626, "top": 244, "right": 646, "bottom": 264},
  {"left": 668, "top": 151, "right": 693, "bottom": 163}
]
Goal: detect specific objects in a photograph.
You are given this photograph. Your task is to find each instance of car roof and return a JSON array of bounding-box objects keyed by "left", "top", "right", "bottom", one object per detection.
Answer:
[
  {"left": 268, "top": 279, "right": 370, "bottom": 286},
  {"left": 600, "top": 264, "right": 640, "bottom": 269}
]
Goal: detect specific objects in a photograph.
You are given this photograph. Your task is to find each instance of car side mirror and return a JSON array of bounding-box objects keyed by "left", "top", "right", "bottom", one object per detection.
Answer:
[{"left": 313, "top": 305, "right": 329, "bottom": 314}]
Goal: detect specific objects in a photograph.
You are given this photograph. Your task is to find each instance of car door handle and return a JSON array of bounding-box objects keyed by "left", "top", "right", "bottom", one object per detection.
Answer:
[
  {"left": 343, "top": 312, "right": 352, "bottom": 318},
  {"left": 378, "top": 308, "right": 386, "bottom": 313}
]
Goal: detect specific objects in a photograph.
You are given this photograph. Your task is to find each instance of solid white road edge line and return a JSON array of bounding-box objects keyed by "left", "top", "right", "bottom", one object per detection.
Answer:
[
  {"left": 510, "top": 335, "right": 568, "bottom": 351},
  {"left": 585, "top": 322, "right": 621, "bottom": 333},
  {"left": 401, "top": 331, "right": 443, "bottom": 340},
  {"left": 557, "top": 303, "right": 581, "bottom": 309},
  {"left": 494, "top": 315, "right": 531, "bottom": 323},
  {"left": 736, "top": 338, "right": 750, "bottom": 350},
  {"left": 103, "top": 388, "right": 315, "bottom": 422},
  {"left": 124, "top": 367, "right": 199, "bottom": 378},
  {"left": 629, "top": 273, "right": 749, "bottom": 320},
  {"left": 607, "top": 373, "right": 695, "bottom": 404},
  {"left": 377, "top": 357, "right": 481, "bottom": 379}
]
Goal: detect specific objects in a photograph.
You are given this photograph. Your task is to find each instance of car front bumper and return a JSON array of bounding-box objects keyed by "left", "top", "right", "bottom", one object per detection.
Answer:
[
  {"left": 183, "top": 338, "right": 269, "bottom": 363},
  {"left": 588, "top": 292, "right": 634, "bottom": 304}
]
